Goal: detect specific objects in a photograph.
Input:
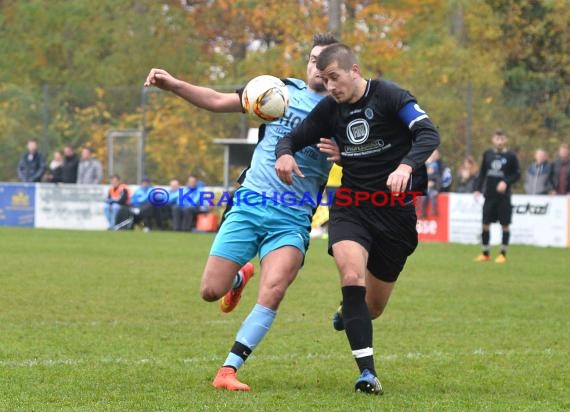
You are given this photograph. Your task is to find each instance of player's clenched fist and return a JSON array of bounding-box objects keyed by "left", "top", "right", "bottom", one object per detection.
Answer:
[{"left": 144, "top": 68, "right": 177, "bottom": 90}]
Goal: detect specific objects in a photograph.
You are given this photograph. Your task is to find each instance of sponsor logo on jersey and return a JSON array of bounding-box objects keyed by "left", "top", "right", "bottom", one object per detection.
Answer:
[{"left": 346, "top": 118, "right": 370, "bottom": 144}]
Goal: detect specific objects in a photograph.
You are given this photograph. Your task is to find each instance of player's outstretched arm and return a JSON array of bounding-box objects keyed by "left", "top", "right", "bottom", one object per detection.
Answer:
[{"left": 144, "top": 68, "right": 242, "bottom": 113}]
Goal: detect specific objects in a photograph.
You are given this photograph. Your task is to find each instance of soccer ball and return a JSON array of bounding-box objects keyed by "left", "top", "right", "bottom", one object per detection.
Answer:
[{"left": 241, "top": 75, "right": 290, "bottom": 122}]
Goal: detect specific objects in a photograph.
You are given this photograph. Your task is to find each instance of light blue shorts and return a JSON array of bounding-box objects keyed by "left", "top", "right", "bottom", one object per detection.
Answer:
[{"left": 210, "top": 188, "right": 311, "bottom": 266}]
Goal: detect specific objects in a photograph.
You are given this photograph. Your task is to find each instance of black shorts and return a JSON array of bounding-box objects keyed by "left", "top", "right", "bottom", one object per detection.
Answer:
[
  {"left": 327, "top": 203, "right": 418, "bottom": 282},
  {"left": 482, "top": 195, "right": 512, "bottom": 225}
]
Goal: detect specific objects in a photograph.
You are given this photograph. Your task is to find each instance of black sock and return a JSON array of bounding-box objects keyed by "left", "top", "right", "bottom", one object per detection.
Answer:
[
  {"left": 342, "top": 286, "right": 375, "bottom": 375},
  {"left": 482, "top": 230, "right": 490, "bottom": 255},
  {"left": 223, "top": 341, "right": 251, "bottom": 370},
  {"left": 501, "top": 230, "right": 510, "bottom": 255}
]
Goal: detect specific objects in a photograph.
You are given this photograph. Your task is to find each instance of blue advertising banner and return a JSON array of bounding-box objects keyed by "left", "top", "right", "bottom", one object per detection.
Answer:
[{"left": 0, "top": 183, "right": 35, "bottom": 227}]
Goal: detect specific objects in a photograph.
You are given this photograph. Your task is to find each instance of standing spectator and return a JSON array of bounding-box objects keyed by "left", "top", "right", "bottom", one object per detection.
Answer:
[
  {"left": 455, "top": 156, "right": 479, "bottom": 193},
  {"left": 61, "top": 145, "right": 79, "bottom": 183},
  {"left": 131, "top": 177, "right": 164, "bottom": 231},
  {"left": 421, "top": 150, "right": 442, "bottom": 217},
  {"left": 17, "top": 139, "right": 45, "bottom": 182},
  {"left": 550, "top": 143, "right": 570, "bottom": 194},
  {"left": 474, "top": 130, "right": 521, "bottom": 263},
  {"left": 42, "top": 150, "right": 64, "bottom": 183},
  {"left": 77, "top": 147, "right": 103, "bottom": 184},
  {"left": 524, "top": 148, "right": 553, "bottom": 195},
  {"left": 103, "top": 175, "right": 130, "bottom": 229}
]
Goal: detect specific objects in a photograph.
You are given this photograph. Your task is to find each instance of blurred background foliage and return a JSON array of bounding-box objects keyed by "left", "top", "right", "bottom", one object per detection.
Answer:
[{"left": 0, "top": 0, "right": 567, "bottom": 185}]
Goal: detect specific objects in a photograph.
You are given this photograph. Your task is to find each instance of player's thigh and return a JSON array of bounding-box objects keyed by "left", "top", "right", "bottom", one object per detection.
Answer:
[
  {"left": 328, "top": 205, "right": 372, "bottom": 286},
  {"left": 365, "top": 272, "right": 396, "bottom": 319},
  {"left": 498, "top": 196, "right": 513, "bottom": 225},
  {"left": 482, "top": 198, "right": 499, "bottom": 224},
  {"left": 257, "top": 246, "right": 304, "bottom": 309},
  {"left": 209, "top": 205, "right": 261, "bottom": 266},
  {"left": 331, "top": 240, "right": 369, "bottom": 287}
]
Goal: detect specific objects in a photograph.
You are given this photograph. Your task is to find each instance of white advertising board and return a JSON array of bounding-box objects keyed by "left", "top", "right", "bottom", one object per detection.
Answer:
[
  {"left": 35, "top": 184, "right": 108, "bottom": 230},
  {"left": 449, "top": 194, "right": 568, "bottom": 247}
]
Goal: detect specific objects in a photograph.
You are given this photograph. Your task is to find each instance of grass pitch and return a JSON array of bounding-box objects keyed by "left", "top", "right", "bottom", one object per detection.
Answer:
[{"left": 0, "top": 227, "right": 568, "bottom": 411}]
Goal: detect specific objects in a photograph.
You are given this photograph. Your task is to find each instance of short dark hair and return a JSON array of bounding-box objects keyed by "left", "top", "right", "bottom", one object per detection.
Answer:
[
  {"left": 316, "top": 43, "right": 356, "bottom": 71},
  {"left": 312, "top": 33, "right": 338, "bottom": 48},
  {"left": 494, "top": 129, "right": 505, "bottom": 136}
]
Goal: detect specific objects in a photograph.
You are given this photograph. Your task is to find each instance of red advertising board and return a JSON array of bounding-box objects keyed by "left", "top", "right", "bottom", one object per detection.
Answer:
[{"left": 416, "top": 193, "right": 449, "bottom": 242}]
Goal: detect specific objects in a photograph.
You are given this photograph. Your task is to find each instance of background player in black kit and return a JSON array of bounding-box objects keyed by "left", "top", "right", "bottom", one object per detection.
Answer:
[
  {"left": 474, "top": 130, "right": 521, "bottom": 263},
  {"left": 274, "top": 43, "right": 440, "bottom": 394}
]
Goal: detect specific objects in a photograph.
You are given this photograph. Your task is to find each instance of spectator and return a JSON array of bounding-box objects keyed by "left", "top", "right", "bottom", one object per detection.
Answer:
[
  {"left": 524, "top": 148, "right": 553, "bottom": 195},
  {"left": 180, "top": 174, "right": 206, "bottom": 231},
  {"left": 455, "top": 155, "right": 479, "bottom": 193},
  {"left": 550, "top": 143, "right": 570, "bottom": 194},
  {"left": 77, "top": 147, "right": 103, "bottom": 184},
  {"left": 421, "top": 150, "right": 441, "bottom": 217},
  {"left": 103, "top": 174, "right": 130, "bottom": 229},
  {"left": 17, "top": 139, "right": 45, "bottom": 182},
  {"left": 42, "top": 150, "right": 64, "bottom": 183},
  {"left": 168, "top": 179, "right": 184, "bottom": 231},
  {"left": 61, "top": 145, "right": 79, "bottom": 183},
  {"left": 131, "top": 177, "right": 165, "bottom": 231}
]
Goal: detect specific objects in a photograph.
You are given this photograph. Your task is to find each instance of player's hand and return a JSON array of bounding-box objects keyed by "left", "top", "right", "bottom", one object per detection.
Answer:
[
  {"left": 474, "top": 191, "right": 482, "bottom": 200},
  {"left": 496, "top": 181, "right": 507, "bottom": 193},
  {"left": 144, "top": 68, "right": 177, "bottom": 90},
  {"left": 275, "top": 154, "right": 304, "bottom": 185},
  {"left": 386, "top": 164, "right": 412, "bottom": 194},
  {"left": 317, "top": 138, "right": 341, "bottom": 164}
]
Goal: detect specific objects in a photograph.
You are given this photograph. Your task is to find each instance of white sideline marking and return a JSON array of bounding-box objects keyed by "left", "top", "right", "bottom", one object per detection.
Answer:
[{"left": 0, "top": 349, "right": 561, "bottom": 368}]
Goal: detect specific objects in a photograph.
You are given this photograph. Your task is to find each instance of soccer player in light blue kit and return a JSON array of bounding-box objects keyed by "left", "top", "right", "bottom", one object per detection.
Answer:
[{"left": 144, "top": 33, "right": 339, "bottom": 391}]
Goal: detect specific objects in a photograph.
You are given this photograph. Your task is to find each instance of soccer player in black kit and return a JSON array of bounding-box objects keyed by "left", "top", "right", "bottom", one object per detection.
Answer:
[
  {"left": 474, "top": 130, "right": 521, "bottom": 263},
  {"left": 275, "top": 43, "right": 440, "bottom": 394}
]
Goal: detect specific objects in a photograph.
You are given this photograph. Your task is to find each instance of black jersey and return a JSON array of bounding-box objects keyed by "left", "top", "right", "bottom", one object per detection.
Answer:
[
  {"left": 476, "top": 149, "right": 521, "bottom": 197},
  {"left": 275, "top": 79, "right": 440, "bottom": 194}
]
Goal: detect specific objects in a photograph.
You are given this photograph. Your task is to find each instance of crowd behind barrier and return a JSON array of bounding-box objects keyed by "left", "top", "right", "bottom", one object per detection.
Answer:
[{"left": 1, "top": 182, "right": 568, "bottom": 248}]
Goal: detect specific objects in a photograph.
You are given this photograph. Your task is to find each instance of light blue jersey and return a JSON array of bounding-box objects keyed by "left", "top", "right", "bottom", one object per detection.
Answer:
[
  {"left": 241, "top": 78, "right": 332, "bottom": 214},
  {"left": 210, "top": 79, "right": 332, "bottom": 264}
]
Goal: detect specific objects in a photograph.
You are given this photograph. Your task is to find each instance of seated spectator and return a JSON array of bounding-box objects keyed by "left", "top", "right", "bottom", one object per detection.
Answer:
[
  {"left": 179, "top": 174, "right": 207, "bottom": 231},
  {"left": 524, "top": 148, "right": 553, "bottom": 195},
  {"left": 103, "top": 175, "right": 130, "bottom": 229},
  {"left": 455, "top": 155, "right": 479, "bottom": 193},
  {"left": 131, "top": 177, "right": 165, "bottom": 231}
]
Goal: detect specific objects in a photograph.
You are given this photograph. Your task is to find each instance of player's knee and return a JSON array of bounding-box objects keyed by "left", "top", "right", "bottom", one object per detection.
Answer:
[
  {"left": 199, "top": 284, "right": 220, "bottom": 302},
  {"left": 259, "top": 284, "right": 287, "bottom": 309},
  {"left": 368, "top": 303, "right": 385, "bottom": 320},
  {"left": 340, "top": 271, "right": 362, "bottom": 286}
]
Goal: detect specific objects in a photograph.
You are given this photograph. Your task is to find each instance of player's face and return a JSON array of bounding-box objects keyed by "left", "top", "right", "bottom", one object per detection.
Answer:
[
  {"left": 306, "top": 45, "right": 327, "bottom": 93},
  {"left": 319, "top": 61, "right": 359, "bottom": 103}
]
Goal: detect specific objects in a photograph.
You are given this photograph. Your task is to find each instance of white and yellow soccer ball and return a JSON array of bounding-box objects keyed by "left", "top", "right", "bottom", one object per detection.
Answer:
[{"left": 241, "top": 75, "right": 290, "bottom": 122}]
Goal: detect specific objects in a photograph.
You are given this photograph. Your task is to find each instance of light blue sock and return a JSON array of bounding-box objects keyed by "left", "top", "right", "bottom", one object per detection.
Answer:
[{"left": 223, "top": 304, "right": 276, "bottom": 370}]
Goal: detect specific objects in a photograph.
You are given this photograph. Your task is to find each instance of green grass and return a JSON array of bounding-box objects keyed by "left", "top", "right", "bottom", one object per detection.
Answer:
[{"left": 0, "top": 227, "right": 568, "bottom": 411}]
